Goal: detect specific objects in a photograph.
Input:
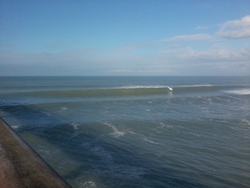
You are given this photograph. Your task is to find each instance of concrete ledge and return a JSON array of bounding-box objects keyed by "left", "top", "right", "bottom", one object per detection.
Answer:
[{"left": 0, "top": 118, "right": 71, "bottom": 188}]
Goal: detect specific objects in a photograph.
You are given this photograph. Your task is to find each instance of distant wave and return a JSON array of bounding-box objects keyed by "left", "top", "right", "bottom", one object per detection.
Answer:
[{"left": 3, "top": 85, "right": 248, "bottom": 99}]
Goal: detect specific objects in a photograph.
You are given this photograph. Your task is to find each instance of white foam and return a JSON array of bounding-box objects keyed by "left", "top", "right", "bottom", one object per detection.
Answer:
[
  {"left": 225, "top": 89, "right": 250, "bottom": 95},
  {"left": 71, "top": 123, "right": 79, "bottom": 130},
  {"left": 158, "top": 122, "right": 173, "bottom": 129},
  {"left": 81, "top": 181, "right": 97, "bottom": 188},
  {"left": 103, "top": 122, "right": 125, "bottom": 138},
  {"left": 119, "top": 85, "right": 172, "bottom": 89},
  {"left": 226, "top": 95, "right": 244, "bottom": 101},
  {"left": 143, "top": 138, "right": 159, "bottom": 145},
  {"left": 127, "top": 130, "right": 136, "bottom": 135},
  {"left": 59, "top": 107, "right": 68, "bottom": 111},
  {"left": 241, "top": 119, "right": 250, "bottom": 125},
  {"left": 11, "top": 125, "right": 19, "bottom": 129}
]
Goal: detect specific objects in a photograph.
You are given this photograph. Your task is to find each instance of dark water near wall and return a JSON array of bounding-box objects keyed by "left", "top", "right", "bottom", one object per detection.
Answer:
[{"left": 0, "top": 76, "right": 250, "bottom": 188}]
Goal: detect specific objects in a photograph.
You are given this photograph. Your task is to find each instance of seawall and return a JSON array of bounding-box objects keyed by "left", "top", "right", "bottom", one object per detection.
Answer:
[{"left": 0, "top": 118, "right": 71, "bottom": 188}]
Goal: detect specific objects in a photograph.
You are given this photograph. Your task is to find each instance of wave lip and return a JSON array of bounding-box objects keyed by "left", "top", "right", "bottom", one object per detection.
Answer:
[{"left": 118, "top": 85, "right": 172, "bottom": 89}]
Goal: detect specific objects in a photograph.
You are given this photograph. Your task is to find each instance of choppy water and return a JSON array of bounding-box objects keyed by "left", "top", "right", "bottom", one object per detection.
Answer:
[{"left": 0, "top": 76, "right": 250, "bottom": 188}]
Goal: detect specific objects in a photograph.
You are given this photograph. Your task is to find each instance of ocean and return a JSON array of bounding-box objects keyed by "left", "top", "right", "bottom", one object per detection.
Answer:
[{"left": 0, "top": 76, "right": 249, "bottom": 188}]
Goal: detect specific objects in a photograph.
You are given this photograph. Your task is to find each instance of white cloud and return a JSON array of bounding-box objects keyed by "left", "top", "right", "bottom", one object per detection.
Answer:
[
  {"left": 178, "top": 47, "right": 250, "bottom": 62},
  {"left": 163, "top": 34, "right": 213, "bottom": 42},
  {"left": 217, "top": 15, "right": 250, "bottom": 39}
]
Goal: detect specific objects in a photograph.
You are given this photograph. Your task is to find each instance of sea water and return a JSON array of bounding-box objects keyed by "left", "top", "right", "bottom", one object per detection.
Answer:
[{"left": 0, "top": 76, "right": 249, "bottom": 188}]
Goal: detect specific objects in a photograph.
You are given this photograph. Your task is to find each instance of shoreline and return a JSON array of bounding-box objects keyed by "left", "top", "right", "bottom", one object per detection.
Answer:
[{"left": 0, "top": 118, "right": 71, "bottom": 188}]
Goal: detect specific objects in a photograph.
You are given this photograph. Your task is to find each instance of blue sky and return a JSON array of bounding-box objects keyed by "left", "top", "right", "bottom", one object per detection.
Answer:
[{"left": 0, "top": 0, "right": 250, "bottom": 76}]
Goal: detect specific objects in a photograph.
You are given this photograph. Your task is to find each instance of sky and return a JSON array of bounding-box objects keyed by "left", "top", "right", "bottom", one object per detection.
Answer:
[{"left": 0, "top": 0, "right": 250, "bottom": 76}]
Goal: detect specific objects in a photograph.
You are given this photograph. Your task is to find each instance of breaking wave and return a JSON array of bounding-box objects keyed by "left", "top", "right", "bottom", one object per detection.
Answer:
[{"left": 225, "top": 89, "right": 250, "bottom": 95}]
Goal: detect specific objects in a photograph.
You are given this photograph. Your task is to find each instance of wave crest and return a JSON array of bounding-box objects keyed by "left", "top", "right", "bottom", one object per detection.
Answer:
[{"left": 225, "top": 89, "right": 250, "bottom": 95}]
